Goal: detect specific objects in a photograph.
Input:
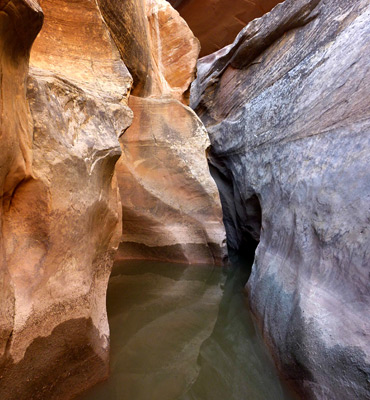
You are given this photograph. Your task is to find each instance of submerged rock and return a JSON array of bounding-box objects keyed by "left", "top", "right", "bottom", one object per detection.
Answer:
[
  {"left": 192, "top": 0, "right": 370, "bottom": 398},
  {"left": 0, "top": 0, "right": 132, "bottom": 398},
  {"left": 99, "top": 0, "right": 227, "bottom": 265}
]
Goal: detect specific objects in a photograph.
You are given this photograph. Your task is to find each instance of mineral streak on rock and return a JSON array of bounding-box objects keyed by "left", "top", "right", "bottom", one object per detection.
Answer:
[
  {"left": 99, "top": 0, "right": 227, "bottom": 265},
  {"left": 0, "top": 0, "right": 133, "bottom": 398},
  {"left": 169, "top": 0, "right": 282, "bottom": 57},
  {"left": 192, "top": 0, "right": 370, "bottom": 398},
  {"left": 98, "top": 0, "right": 200, "bottom": 103}
]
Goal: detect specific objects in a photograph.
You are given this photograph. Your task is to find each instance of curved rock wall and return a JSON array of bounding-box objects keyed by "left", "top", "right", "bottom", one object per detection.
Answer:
[
  {"left": 192, "top": 0, "right": 370, "bottom": 398},
  {"left": 0, "top": 0, "right": 43, "bottom": 366},
  {"left": 98, "top": 0, "right": 199, "bottom": 103},
  {"left": 99, "top": 0, "right": 227, "bottom": 265},
  {"left": 0, "top": 0, "right": 227, "bottom": 397},
  {"left": 0, "top": 0, "right": 132, "bottom": 398},
  {"left": 116, "top": 95, "right": 226, "bottom": 265}
]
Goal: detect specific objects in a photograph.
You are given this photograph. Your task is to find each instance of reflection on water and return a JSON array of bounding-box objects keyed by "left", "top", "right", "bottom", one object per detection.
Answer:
[{"left": 80, "top": 259, "right": 293, "bottom": 400}]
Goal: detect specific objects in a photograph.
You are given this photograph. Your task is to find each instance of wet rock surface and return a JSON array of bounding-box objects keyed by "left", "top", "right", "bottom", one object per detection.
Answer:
[{"left": 192, "top": 0, "right": 370, "bottom": 398}]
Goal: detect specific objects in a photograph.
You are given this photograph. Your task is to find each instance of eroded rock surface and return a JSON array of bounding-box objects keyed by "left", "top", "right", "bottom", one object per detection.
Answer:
[
  {"left": 0, "top": 0, "right": 43, "bottom": 365},
  {"left": 0, "top": 0, "right": 132, "bottom": 398},
  {"left": 98, "top": 0, "right": 199, "bottom": 103},
  {"left": 169, "top": 0, "right": 281, "bottom": 57},
  {"left": 100, "top": 0, "right": 227, "bottom": 265},
  {"left": 192, "top": 0, "right": 370, "bottom": 398},
  {"left": 116, "top": 96, "right": 225, "bottom": 264}
]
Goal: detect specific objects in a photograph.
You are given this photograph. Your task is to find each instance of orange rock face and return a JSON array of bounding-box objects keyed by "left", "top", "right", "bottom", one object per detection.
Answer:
[
  {"left": 99, "top": 0, "right": 227, "bottom": 264},
  {"left": 170, "top": 0, "right": 282, "bottom": 57},
  {"left": 0, "top": 0, "right": 226, "bottom": 398},
  {"left": 0, "top": 0, "right": 132, "bottom": 398},
  {"left": 116, "top": 96, "right": 226, "bottom": 264},
  {"left": 98, "top": 0, "right": 200, "bottom": 103},
  {"left": 0, "top": 0, "right": 43, "bottom": 365}
]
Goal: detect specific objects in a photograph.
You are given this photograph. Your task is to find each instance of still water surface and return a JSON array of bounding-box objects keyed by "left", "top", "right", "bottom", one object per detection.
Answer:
[{"left": 81, "top": 259, "right": 293, "bottom": 400}]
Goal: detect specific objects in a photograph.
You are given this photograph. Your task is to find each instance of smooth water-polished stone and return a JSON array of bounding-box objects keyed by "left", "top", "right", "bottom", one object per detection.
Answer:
[
  {"left": 98, "top": 0, "right": 227, "bottom": 265},
  {"left": 0, "top": 0, "right": 131, "bottom": 398},
  {"left": 192, "top": 0, "right": 370, "bottom": 397}
]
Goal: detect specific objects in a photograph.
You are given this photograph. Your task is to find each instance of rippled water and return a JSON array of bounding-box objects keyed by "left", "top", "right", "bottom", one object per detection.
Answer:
[{"left": 80, "top": 259, "right": 294, "bottom": 400}]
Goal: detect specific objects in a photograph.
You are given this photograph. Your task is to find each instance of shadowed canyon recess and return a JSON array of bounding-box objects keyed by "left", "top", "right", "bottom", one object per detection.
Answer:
[{"left": 0, "top": 0, "right": 369, "bottom": 399}]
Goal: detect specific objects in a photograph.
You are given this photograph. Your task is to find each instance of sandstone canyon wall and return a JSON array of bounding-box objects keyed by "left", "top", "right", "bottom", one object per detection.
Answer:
[
  {"left": 99, "top": 0, "right": 227, "bottom": 265},
  {"left": 0, "top": 0, "right": 227, "bottom": 398},
  {"left": 0, "top": 0, "right": 132, "bottom": 398},
  {"left": 0, "top": 0, "right": 43, "bottom": 374},
  {"left": 192, "top": 0, "right": 370, "bottom": 398},
  {"left": 169, "top": 0, "right": 282, "bottom": 57}
]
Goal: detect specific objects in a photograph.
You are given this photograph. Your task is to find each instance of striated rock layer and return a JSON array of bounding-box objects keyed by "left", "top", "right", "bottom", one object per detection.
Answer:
[
  {"left": 0, "top": 0, "right": 132, "bottom": 398},
  {"left": 99, "top": 0, "right": 227, "bottom": 265},
  {"left": 169, "top": 0, "right": 281, "bottom": 57},
  {"left": 192, "top": 0, "right": 370, "bottom": 398}
]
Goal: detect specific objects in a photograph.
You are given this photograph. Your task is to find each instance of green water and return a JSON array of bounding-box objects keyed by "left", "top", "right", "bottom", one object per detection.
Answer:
[{"left": 80, "top": 259, "right": 293, "bottom": 400}]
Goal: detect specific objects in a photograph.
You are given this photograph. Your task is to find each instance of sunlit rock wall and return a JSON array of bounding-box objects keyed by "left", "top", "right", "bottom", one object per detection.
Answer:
[
  {"left": 99, "top": 0, "right": 227, "bottom": 265},
  {"left": 192, "top": 0, "right": 370, "bottom": 398},
  {"left": 0, "top": 0, "right": 132, "bottom": 398}
]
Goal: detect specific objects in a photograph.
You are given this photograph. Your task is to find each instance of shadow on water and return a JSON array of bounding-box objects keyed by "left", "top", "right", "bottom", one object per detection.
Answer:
[
  {"left": 80, "top": 254, "right": 294, "bottom": 400},
  {"left": 181, "top": 247, "right": 295, "bottom": 400}
]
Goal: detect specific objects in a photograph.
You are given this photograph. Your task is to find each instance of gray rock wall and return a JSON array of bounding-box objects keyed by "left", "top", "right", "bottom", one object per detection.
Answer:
[{"left": 192, "top": 0, "right": 370, "bottom": 398}]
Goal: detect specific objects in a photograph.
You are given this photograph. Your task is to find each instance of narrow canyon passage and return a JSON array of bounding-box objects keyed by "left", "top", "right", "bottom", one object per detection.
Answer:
[
  {"left": 1, "top": 0, "right": 369, "bottom": 398},
  {"left": 80, "top": 258, "right": 293, "bottom": 400}
]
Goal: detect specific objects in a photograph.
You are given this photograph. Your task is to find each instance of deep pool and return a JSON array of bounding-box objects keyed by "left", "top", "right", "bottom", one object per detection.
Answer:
[{"left": 80, "top": 259, "right": 294, "bottom": 400}]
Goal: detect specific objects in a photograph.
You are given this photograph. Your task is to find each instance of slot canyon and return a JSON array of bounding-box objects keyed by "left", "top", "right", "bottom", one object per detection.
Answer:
[{"left": 0, "top": 0, "right": 369, "bottom": 399}]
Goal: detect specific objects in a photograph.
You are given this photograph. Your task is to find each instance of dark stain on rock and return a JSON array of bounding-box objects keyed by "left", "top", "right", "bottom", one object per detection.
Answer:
[{"left": 0, "top": 318, "right": 107, "bottom": 400}]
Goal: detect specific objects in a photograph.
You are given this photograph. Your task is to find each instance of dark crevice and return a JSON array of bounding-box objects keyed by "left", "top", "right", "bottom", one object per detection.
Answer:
[{"left": 207, "top": 157, "right": 261, "bottom": 281}]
